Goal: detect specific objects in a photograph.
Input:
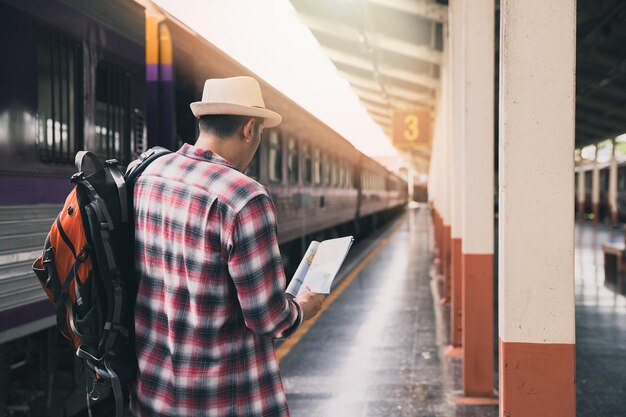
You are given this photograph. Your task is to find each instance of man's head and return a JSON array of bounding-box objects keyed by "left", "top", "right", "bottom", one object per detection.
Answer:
[
  {"left": 198, "top": 115, "right": 264, "bottom": 171},
  {"left": 190, "top": 76, "right": 281, "bottom": 172}
]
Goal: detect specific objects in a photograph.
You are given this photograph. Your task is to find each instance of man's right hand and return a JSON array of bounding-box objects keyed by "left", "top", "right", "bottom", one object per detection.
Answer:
[{"left": 295, "top": 286, "right": 325, "bottom": 321}]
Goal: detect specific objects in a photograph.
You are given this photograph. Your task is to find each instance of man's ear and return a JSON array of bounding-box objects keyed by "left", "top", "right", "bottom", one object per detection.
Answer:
[{"left": 242, "top": 118, "right": 256, "bottom": 143}]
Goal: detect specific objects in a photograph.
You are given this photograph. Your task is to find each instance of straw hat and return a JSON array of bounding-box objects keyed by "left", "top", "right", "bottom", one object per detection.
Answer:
[{"left": 190, "top": 76, "right": 282, "bottom": 128}]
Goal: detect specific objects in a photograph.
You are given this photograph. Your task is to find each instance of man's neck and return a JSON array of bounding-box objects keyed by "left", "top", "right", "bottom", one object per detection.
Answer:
[{"left": 195, "top": 133, "right": 244, "bottom": 171}]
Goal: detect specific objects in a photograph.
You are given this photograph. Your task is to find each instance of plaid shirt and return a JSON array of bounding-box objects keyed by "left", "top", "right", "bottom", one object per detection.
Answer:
[{"left": 130, "top": 144, "right": 301, "bottom": 417}]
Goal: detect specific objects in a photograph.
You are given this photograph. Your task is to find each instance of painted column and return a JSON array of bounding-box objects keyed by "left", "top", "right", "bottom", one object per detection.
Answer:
[
  {"left": 449, "top": 0, "right": 464, "bottom": 350},
  {"left": 431, "top": 127, "right": 442, "bottom": 257},
  {"left": 145, "top": 9, "right": 174, "bottom": 150},
  {"left": 158, "top": 24, "right": 175, "bottom": 149},
  {"left": 499, "top": 1, "right": 576, "bottom": 416},
  {"left": 592, "top": 146, "right": 600, "bottom": 225},
  {"left": 146, "top": 11, "right": 161, "bottom": 148},
  {"left": 461, "top": 0, "right": 496, "bottom": 400},
  {"left": 441, "top": 21, "right": 452, "bottom": 304},
  {"left": 432, "top": 60, "right": 448, "bottom": 275},
  {"left": 577, "top": 166, "right": 585, "bottom": 221},
  {"left": 609, "top": 140, "right": 618, "bottom": 226}
]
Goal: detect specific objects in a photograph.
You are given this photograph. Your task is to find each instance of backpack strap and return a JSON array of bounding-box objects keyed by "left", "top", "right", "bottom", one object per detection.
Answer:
[
  {"left": 75, "top": 151, "right": 103, "bottom": 175},
  {"left": 106, "top": 161, "right": 129, "bottom": 223},
  {"left": 125, "top": 147, "right": 172, "bottom": 184}
]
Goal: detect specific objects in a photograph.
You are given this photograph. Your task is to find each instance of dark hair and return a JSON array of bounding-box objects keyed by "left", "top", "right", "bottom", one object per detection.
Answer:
[{"left": 198, "top": 115, "right": 262, "bottom": 138}]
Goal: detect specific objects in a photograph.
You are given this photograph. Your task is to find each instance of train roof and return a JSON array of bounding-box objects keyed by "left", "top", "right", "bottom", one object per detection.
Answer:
[{"left": 142, "top": 1, "right": 405, "bottom": 182}]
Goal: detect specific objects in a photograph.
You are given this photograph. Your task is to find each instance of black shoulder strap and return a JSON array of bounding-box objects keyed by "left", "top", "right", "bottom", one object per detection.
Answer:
[
  {"left": 125, "top": 147, "right": 172, "bottom": 185},
  {"left": 75, "top": 151, "right": 103, "bottom": 176}
]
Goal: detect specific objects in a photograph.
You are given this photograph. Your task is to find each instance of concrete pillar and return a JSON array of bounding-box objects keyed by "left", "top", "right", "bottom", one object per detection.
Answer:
[
  {"left": 499, "top": 1, "right": 576, "bottom": 416},
  {"left": 441, "top": 22, "right": 452, "bottom": 303},
  {"left": 609, "top": 140, "right": 618, "bottom": 226},
  {"left": 460, "top": 0, "right": 496, "bottom": 401},
  {"left": 577, "top": 167, "right": 585, "bottom": 221},
  {"left": 431, "top": 124, "right": 443, "bottom": 258},
  {"left": 592, "top": 146, "right": 600, "bottom": 225},
  {"left": 449, "top": 0, "right": 465, "bottom": 351}
]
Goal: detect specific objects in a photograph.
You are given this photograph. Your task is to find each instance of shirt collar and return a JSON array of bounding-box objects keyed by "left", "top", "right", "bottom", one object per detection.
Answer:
[{"left": 177, "top": 143, "right": 237, "bottom": 170}]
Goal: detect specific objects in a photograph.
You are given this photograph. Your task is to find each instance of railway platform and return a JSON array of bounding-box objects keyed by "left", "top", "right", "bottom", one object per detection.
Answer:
[
  {"left": 274, "top": 211, "right": 626, "bottom": 417},
  {"left": 277, "top": 206, "right": 497, "bottom": 417}
]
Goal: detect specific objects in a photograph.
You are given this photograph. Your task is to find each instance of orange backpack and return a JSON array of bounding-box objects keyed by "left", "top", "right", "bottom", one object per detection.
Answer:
[{"left": 32, "top": 147, "right": 170, "bottom": 417}]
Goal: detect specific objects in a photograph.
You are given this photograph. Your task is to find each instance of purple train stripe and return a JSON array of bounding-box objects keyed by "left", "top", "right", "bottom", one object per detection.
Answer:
[
  {"left": 0, "top": 299, "right": 54, "bottom": 333},
  {"left": 0, "top": 175, "right": 72, "bottom": 205}
]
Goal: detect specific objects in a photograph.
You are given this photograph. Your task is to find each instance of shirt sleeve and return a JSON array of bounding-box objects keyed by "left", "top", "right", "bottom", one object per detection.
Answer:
[{"left": 227, "top": 193, "right": 301, "bottom": 339}]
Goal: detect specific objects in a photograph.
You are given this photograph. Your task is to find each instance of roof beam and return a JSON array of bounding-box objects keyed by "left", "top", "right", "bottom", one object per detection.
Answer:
[
  {"left": 577, "top": 95, "right": 625, "bottom": 116},
  {"left": 324, "top": 47, "right": 438, "bottom": 90},
  {"left": 370, "top": 114, "right": 391, "bottom": 126},
  {"left": 363, "top": 101, "right": 392, "bottom": 117},
  {"left": 576, "top": 124, "right": 610, "bottom": 140},
  {"left": 351, "top": 85, "right": 430, "bottom": 110},
  {"left": 366, "top": 0, "right": 447, "bottom": 23},
  {"left": 577, "top": 112, "right": 626, "bottom": 132},
  {"left": 338, "top": 70, "right": 434, "bottom": 104},
  {"left": 299, "top": 13, "right": 442, "bottom": 65}
]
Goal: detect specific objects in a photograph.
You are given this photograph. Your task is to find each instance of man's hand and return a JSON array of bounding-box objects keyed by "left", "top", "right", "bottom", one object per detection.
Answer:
[{"left": 295, "top": 286, "right": 325, "bottom": 321}]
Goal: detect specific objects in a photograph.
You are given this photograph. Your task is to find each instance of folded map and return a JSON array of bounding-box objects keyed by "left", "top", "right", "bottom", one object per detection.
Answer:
[{"left": 286, "top": 236, "right": 354, "bottom": 296}]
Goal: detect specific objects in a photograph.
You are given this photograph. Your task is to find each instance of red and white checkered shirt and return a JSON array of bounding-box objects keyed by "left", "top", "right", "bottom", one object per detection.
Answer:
[{"left": 130, "top": 143, "right": 301, "bottom": 417}]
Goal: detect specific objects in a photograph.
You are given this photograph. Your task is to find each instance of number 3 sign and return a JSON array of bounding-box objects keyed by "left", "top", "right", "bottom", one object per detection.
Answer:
[{"left": 392, "top": 109, "right": 431, "bottom": 149}]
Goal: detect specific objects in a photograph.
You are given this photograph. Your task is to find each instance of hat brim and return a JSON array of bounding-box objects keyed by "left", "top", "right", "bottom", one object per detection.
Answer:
[{"left": 190, "top": 102, "right": 282, "bottom": 128}]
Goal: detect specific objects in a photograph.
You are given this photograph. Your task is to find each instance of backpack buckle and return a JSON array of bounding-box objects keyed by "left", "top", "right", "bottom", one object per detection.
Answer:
[
  {"left": 105, "top": 159, "right": 119, "bottom": 166},
  {"left": 70, "top": 172, "right": 84, "bottom": 183}
]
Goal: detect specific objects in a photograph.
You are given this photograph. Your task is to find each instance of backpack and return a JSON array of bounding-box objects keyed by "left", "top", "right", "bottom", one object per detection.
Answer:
[{"left": 32, "top": 147, "right": 171, "bottom": 417}]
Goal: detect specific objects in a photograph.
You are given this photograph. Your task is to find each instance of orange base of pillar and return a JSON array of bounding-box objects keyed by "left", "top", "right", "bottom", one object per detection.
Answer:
[
  {"left": 462, "top": 253, "right": 494, "bottom": 398},
  {"left": 451, "top": 238, "right": 463, "bottom": 347},
  {"left": 444, "top": 345, "right": 463, "bottom": 357},
  {"left": 500, "top": 339, "right": 575, "bottom": 417},
  {"left": 453, "top": 395, "right": 499, "bottom": 405}
]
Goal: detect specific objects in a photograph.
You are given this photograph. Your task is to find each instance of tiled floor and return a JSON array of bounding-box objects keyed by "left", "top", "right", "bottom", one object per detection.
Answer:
[{"left": 575, "top": 222, "right": 626, "bottom": 417}]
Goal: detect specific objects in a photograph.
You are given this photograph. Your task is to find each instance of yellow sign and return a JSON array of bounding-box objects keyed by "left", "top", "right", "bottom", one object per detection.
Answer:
[{"left": 392, "top": 109, "right": 432, "bottom": 149}]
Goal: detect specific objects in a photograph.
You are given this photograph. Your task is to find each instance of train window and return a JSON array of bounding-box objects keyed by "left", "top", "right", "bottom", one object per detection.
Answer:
[
  {"left": 322, "top": 152, "right": 330, "bottom": 186},
  {"left": 95, "top": 61, "right": 132, "bottom": 162},
  {"left": 267, "top": 130, "right": 282, "bottom": 183},
  {"left": 36, "top": 30, "right": 83, "bottom": 164},
  {"left": 313, "top": 147, "right": 322, "bottom": 185},
  {"left": 346, "top": 164, "right": 353, "bottom": 188},
  {"left": 174, "top": 49, "right": 197, "bottom": 148},
  {"left": 287, "top": 137, "right": 299, "bottom": 184},
  {"left": 303, "top": 142, "right": 312, "bottom": 185},
  {"left": 246, "top": 147, "right": 260, "bottom": 179},
  {"left": 337, "top": 158, "right": 344, "bottom": 188},
  {"left": 331, "top": 157, "right": 339, "bottom": 187}
]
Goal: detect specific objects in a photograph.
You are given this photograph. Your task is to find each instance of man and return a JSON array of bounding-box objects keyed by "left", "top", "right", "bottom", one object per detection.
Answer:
[{"left": 131, "top": 76, "right": 324, "bottom": 416}]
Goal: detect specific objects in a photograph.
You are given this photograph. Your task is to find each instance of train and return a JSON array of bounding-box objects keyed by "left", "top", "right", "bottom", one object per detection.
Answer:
[{"left": 0, "top": 0, "right": 408, "bottom": 414}]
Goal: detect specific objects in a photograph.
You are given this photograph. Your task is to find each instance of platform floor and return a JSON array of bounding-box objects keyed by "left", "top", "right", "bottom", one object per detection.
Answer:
[
  {"left": 576, "top": 221, "right": 626, "bottom": 417},
  {"left": 278, "top": 210, "right": 626, "bottom": 417},
  {"left": 279, "top": 207, "right": 485, "bottom": 417}
]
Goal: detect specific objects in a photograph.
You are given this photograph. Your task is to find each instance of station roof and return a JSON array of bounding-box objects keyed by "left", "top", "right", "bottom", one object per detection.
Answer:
[
  {"left": 576, "top": 0, "right": 626, "bottom": 147},
  {"left": 291, "top": 0, "right": 626, "bottom": 154},
  {"left": 289, "top": 0, "right": 444, "bottom": 173}
]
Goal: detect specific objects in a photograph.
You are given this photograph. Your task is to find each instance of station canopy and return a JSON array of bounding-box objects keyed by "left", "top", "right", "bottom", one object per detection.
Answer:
[
  {"left": 292, "top": 0, "right": 626, "bottom": 160},
  {"left": 576, "top": 0, "right": 626, "bottom": 148},
  {"left": 289, "top": 0, "right": 444, "bottom": 173}
]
